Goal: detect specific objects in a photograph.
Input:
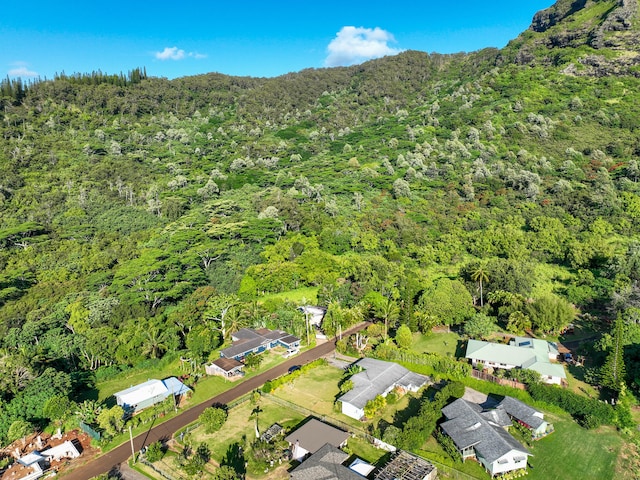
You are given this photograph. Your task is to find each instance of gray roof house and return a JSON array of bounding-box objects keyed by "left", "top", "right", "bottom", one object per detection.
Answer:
[
  {"left": 285, "top": 419, "right": 350, "bottom": 461},
  {"left": 114, "top": 377, "right": 191, "bottom": 413},
  {"left": 497, "top": 396, "right": 553, "bottom": 439},
  {"left": 289, "top": 443, "right": 371, "bottom": 480},
  {"left": 466, "top": 338, "right": 566, "bottom": 385},
  {"left": 441, "top": 398, "right": 531, "bottom": 477},
  {"left": 220, "top": 328, "right": 300, "bottom": 361},
  {"left": 338, "top": 358, "right": 429, "bottom": 420}
]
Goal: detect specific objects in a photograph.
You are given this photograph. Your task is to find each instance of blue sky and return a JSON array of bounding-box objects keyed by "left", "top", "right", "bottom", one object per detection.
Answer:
[{"left": 2, "top": 1, "right": 553, "bottom": 80}]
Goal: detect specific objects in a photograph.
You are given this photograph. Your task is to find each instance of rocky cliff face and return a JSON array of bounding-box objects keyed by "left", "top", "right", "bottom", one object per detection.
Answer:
[{"left": 509, "top": 0, "right": 640, "bottom": 76}]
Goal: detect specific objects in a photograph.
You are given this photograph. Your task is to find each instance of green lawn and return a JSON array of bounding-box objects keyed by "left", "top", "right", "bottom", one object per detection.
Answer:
[
  {"left": 96, "top": 350, "right": 299, "bottom": 454},
  {"left": 259, "top": 287, "right": 318, "bottom": 304},
  {"left": 271, "top": 364, "right": 344, "bottom": 414},
  {"left": 524, "top": 413, "right": 623, "bottom": 480},
  {"left": 411, "top": 332, "right": 461, "bottom": 357},
  {"left": 346, "top": 436, "right": 389, "bottom": 465}
]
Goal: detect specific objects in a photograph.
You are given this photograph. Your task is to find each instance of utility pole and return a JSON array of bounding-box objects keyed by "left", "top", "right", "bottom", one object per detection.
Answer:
[{"left": 129, "top": 425, "right": 136, "bottom": 464}]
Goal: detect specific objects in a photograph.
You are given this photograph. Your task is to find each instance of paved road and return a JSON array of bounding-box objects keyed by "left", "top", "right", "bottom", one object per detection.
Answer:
[{"left": 61, "top": 324, "right": 367, "bottom": 480}]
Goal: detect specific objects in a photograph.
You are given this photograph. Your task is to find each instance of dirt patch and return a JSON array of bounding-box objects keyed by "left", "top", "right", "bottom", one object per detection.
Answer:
[{"left": 615, "top": 439, "right": 640, "bottom": 480}]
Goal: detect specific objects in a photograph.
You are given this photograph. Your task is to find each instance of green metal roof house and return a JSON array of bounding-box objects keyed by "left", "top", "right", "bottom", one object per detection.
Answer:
[{"left": 466, "top": 338, "right": 566, "bottom": 385}]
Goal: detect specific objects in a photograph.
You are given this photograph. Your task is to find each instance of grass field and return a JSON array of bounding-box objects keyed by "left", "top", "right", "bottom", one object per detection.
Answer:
[
  {"left": 524, "top": 413, "right": 623, "bottom": 480},
  {"left": 259, "top": 287, "right": 318, "bottom": 304},
  {"left": 411, "top": 331, "right": 461, "bottom": 357}
]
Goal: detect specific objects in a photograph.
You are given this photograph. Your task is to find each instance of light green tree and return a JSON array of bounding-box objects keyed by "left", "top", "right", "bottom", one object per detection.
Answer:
[{"left": 395, "top": 324, "right": 413, "bottom": 349}]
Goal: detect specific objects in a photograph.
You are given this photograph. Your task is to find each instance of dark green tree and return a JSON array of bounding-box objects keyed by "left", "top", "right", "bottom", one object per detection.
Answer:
[{"left": 600, "top": 316, "right": 627, "bottom": 392}]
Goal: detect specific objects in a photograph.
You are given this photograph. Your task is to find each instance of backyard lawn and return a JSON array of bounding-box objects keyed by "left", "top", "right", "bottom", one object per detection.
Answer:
[
  {"left": 524, "top": 413, "right": 623, "bottom": 480},
  {"left": 411, "top": 331, "right": 461, "bottom": 357}
]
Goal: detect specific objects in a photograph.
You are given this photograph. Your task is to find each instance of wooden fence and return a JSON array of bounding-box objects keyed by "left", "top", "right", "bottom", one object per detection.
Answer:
[{"left": 471, "top": 369, "right": 526, "bottom": 390}]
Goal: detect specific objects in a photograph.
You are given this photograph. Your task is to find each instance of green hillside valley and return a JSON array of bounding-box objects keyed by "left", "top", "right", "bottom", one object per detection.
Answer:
[{"left": 1, "top": 1, "right": 640, "bottom": 479}]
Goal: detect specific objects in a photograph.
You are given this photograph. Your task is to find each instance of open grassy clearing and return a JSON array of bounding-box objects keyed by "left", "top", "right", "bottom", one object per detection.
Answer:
[
  {"left": 270, "top": 363, "right": 429, "bottom": 436},
  {"left": 523, "top": 413, "right": 623, "bottom": 480},
  {"left": 270, "top": 364, "right": 343, "bottom": 416},
  {"left": 411, "top": 331, "right": 461, "bottom": 357},
  {"left": 183, "top": 395, "right": 305, "bottom": 478},
  {"left": 259, "top": 286, "right": 318, "bottom": 304}
]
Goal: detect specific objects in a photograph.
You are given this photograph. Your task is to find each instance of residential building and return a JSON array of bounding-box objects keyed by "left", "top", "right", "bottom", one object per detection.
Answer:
[
  {"left": 284, "top": 418, "right": 349, "bottom": 461},
  {"left": 113, "top": 377, "right": 191, "bottom": 413},
  {"left": 338, "top": 358, "right": 429, "bottom": 420},
  {"left": 440, "top": 398, "right": 531, "bottom": 477},
  {"left": 205, "top": 357, "right": 244, "bottom": 378},
  {"left": 497, "top": 396, "right": 553, "bottom": 439},
  {"left": 220, "top": 328, "right": 300, "bottom": 362},
  {"left": 465, "top": 337, "right": 566, "bottom": 385},
  {"left": 289, "top": 443, "right": 371, "bottom": 480}
]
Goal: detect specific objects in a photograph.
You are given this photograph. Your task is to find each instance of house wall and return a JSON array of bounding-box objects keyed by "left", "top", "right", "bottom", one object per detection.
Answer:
[
  {"left": 341, "top": 401, "right": 364, "bottom": 420},
  {"left": 471, "top": 358, "right": 517, "bottom": 370},
  {"left": 291, "top": 445, "right": 309, "bottom": 462},
  {"left": 480, "top": 450, "right": 528, "bottom": 477}
]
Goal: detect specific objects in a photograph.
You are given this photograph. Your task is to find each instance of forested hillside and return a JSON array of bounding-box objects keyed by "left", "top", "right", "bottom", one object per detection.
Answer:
[{"left": 1, "top": 0, "right": 640, "bottom": 446}]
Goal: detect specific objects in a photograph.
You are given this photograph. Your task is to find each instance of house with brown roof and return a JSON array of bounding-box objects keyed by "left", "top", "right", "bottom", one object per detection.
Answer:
[
  {"left": 205, "top": 357, "right": 244, "bottom": 378},
  {"left": 284, "top": 419, "right": 349, "bottom": 462}
]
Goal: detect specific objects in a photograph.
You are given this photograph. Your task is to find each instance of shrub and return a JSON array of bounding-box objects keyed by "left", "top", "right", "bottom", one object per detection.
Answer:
[
  {"left": 199, "top": 407, "right": 228, "bottom": 434},
  {"left": 145, "top": 441, "right": 165, "bottom": 462}
]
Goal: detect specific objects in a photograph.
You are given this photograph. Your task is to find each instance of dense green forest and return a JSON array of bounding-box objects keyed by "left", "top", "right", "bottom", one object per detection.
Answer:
[{"left": 1, "top": 0, "right": 640, "bottom": 447}]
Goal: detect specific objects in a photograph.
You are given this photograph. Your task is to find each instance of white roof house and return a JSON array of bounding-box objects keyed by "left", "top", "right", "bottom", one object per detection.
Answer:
[
  {"left": 338, "top": 358, "right": 429, "bottom": 420},
  {"left": 114, "top": 377, "right": 191, "bottom": 412},
  {"left": 466, "top": 338, "right": 566, "bottom": 385}
]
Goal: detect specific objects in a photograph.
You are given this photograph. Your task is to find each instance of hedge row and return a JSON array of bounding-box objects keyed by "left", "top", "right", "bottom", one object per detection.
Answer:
[
  {"left": 528, "top": 382, "right": 615, "bottom": 428},
  {"left": 372, "top": 343, "right": 471, "bottom": 380}
]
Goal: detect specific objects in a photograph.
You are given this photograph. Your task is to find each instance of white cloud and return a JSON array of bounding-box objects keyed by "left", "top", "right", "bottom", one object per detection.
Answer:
[
  {"left": 8, "top": 65, "right": 38, "bottom": 77},
  {"left": 325, "top": 26, "right": 401, "bottom": 67},
  {"left": 155, "top": 46, "right": 186, "bottom": 61},
  {"left": 154, "top": 47, "right": 207, "bottom": 61}
]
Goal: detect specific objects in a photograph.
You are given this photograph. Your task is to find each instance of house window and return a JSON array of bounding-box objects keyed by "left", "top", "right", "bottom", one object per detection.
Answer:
[{"left": 497, "top": 458, "right": 508, "bottom": 464}]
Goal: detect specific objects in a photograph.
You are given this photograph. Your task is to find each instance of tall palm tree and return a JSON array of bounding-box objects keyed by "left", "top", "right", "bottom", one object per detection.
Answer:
[
  {"left": 471, "top": 266, "right": 489, "bottom": 307},
  {"left": 376, "top": 297, "right": 399, "bottom": 340},
  {"left": 142, "top": 327, "right": 168, "bottom": 359}
]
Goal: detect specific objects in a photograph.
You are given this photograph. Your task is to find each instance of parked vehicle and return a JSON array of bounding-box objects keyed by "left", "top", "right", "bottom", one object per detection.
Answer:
[
  {"left": 283, "top": 348, "right": 299, "bottom": 359},
  {"left": 564, "top": 352, "right": 574, "bottom": 364}
]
